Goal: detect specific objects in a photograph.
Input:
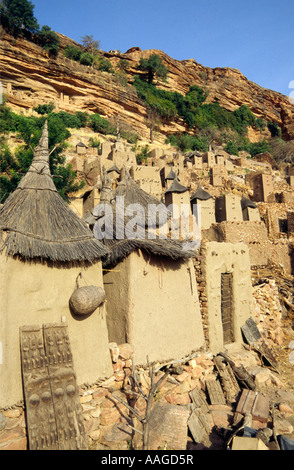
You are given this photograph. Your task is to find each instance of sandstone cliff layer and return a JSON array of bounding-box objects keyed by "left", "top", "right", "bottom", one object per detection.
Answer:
[{"left": 1, "top": 30, "right": 294, "bottom": 142}]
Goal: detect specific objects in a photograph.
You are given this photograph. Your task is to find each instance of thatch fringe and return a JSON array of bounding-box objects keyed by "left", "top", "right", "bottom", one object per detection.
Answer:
[{"left": 103, "top": 237, "right": 195, "bottom": 268}]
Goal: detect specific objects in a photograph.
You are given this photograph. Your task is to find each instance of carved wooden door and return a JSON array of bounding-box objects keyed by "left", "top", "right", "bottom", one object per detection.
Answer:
[
  {"left": 20, "top": 323, "right": 88, "bottom": 450},
  {"left": 221, "top": 273, "right": 234, "bottom": 344}
]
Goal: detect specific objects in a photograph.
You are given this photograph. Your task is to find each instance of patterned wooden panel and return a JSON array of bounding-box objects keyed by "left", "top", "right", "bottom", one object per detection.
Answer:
[
  {"left": 206, "top": 378, "right": 226, "bottom": 405},
  {"left": 20, "top": 325, "right": 58, "bottom": 450},
  {"left": 43, "top": 323, "right": 87, "bottom": 450},
  {"left": 20, "top": 323, "right": 87, "bottom": 450},
  {"left": 221, "top": 273, "right": 234, "bottom": 344}
]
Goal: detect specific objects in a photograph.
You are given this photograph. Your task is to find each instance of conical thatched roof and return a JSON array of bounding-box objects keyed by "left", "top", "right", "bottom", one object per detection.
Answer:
[
  {"left": 165, "top": 177, "right": 188, "bottom": 194},
  {"left": 92, "top": 172, "right": 195, "bottom": 267},
  {"left": 190, "top": 184, "right": 212, "bottom": 202},
  {"left": 114, "top": 171, "right": 170, "bottom": 228},
  {"left": 0, "top": 122, "right": 108, "bottom": 263},
  {"left": 241, "top": 195, "right": 257, "bottom": 210},
  {"left": 165, "top": 168, "right": 177, "bottom": 181}
]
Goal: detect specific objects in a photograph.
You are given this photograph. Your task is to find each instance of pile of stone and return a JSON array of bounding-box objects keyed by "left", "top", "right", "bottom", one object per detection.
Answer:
[
  {"left": 252, "top": 278, "right": 284, "bottom": 347},
  {"left": 78, "top": 341, "right": 294, "bottom": 450},
  {"left": 1, "top": 336, "right": 294, "bottom": 450}
]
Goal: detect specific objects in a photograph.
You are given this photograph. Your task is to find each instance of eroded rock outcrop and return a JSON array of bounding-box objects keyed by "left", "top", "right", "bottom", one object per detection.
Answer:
[{"left": 1, "top": 30, "right": 294, "bottom": 142}]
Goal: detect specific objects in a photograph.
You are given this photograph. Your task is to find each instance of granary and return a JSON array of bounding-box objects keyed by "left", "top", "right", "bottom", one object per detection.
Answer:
[
  {"left": 203, "top": 150, "right": 216, "bottom": 168},
  {"left": 190, "top": 184, "right": 215, "bottom": 230},
  {"left": 210, "top": 166, "right": 223, "bottom": 187},
  {"left": 164, "top": 177, "right": 190, "bottom": 218},
  {"left": 0, "top": 122, "right": 113, "bottom": 407},
  {"left": 92, "top": 173, "right": 205, "bottom": 365},
  {"left": 190, "top": 154, "right": 203, "bottom": 170},
  {"left": 76, "top": 141, "right": 88, "bottom": 155},
  {"left": 164, "top": 167, "right": 177, "bottom": 188},
  {"left": 160, "top": 166, "right": 176, "bottom": 188},
  {"left": 251, "top": 172, "right": 275, "bottom": 203},
  {"left": 241, "top": 196, "right": 260, "bottom": 221},
  {"left": 215, "top": 194, "right": 243, "bottom": 223}
]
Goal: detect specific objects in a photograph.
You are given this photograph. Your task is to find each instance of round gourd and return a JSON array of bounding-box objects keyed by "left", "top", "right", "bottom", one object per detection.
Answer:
[{"left": 69, "top": 285, "right": 105, "bottom": 315}]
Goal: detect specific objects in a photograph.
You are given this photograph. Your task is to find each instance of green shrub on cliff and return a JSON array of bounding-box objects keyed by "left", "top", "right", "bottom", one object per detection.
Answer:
[
  {"left": 64, "top": 45, "right": 83, "bottom": 61},
  {"left": 36, "top": 25, "right": 60, "bottom": 56}
]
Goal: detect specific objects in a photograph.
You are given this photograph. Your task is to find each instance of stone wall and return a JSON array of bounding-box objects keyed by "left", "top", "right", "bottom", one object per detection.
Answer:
[{"left": 204, "top": 220, "right": 293, "bottom": 274}]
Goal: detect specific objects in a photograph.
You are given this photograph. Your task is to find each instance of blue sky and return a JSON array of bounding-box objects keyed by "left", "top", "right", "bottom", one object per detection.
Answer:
[{"left": 32, "top": 0, "right": 294, "bottom": 97}]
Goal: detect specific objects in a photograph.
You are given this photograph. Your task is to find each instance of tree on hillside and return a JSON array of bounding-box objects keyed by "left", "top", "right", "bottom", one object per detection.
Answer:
[
  {"left": 0, "top": 0, "right": 39, "bottom": 36},
  {"left": 36, "top": 25, "right": 60, "bottom": 56},
  {"left": 80, "top": 34, "right": 100, "bottom": 54},
  {"left": 79, "top": 52, "right": 94, "bottom": 66},
  {"left": 145, "top": 108, "right": 162, "bottom": 143},
  {"left": 137, "top": 53, "right": 169, "bottom": 84}
]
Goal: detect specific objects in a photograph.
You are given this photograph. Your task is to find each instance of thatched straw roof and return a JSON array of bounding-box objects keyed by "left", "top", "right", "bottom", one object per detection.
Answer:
[
  {"left": 165, "top": 177, "right": 188, "bottom": 194},
  {"left": 241, "top": 195, "right": 257, "bottom": 210},
  {"left": 114, "top": 171, "right": 170, "bottom": 229},
  {"left": 0, "top": 122, "right": 108, "bottom": 263},
  {"left": 165, "top": 168, "right": 177, "bottom": 181},
  {"left": 102, "top": 237, "right": 195, "bottom": 267},
  {"left": 190, "top": 184, "right": 212, "bottom": 202},
  {"left": 91, "top": 172, "right": 195, "bottom": 267}
]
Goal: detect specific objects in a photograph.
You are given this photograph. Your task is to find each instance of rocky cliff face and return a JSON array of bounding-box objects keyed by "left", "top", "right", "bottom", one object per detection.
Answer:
[{"left": 1, "top": 30, "right": 294, "bottom": 142}]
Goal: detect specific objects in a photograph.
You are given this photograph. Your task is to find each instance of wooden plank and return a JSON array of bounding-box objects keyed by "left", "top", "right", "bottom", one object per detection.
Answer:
[
  {"left": 241, "top": 316, "right": 261, "bottom": 345},
  {"left": 206, "top": 379, "right": 226, "bottom": 405},
  {"left": 43, "top": 323, "right": 88, "bottom": 450},
  {"left": 236, "top": 389, "right": 258, "bottom": 415},
  {"left": 189, "top": 387, "right": 210, "bottom": 413},
  {"left": 252, "top": 394, "right": 270, "bottom": 423},
  {"left": 221, "top": 273, "right": 234, "bottom": 344},
  {"left": 213, "top": 356, "right": 240, "bottom": 405},
  {"left": 253, "top": 341, "right": 279, "bottom": 372},
  {"left": 188, "top": 411, "right": 208, "bottom": 444}
]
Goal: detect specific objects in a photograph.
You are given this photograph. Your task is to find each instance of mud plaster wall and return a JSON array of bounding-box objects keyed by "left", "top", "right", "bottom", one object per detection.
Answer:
[
  {"left": 0, "top": 255, "right": 113, "bottom": 408},
  {"left": 103, "top": 250, "right": 205, "bottom": 365},
  {"left": 201, "top": 242, "right": 254, "bottom": 354}
]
